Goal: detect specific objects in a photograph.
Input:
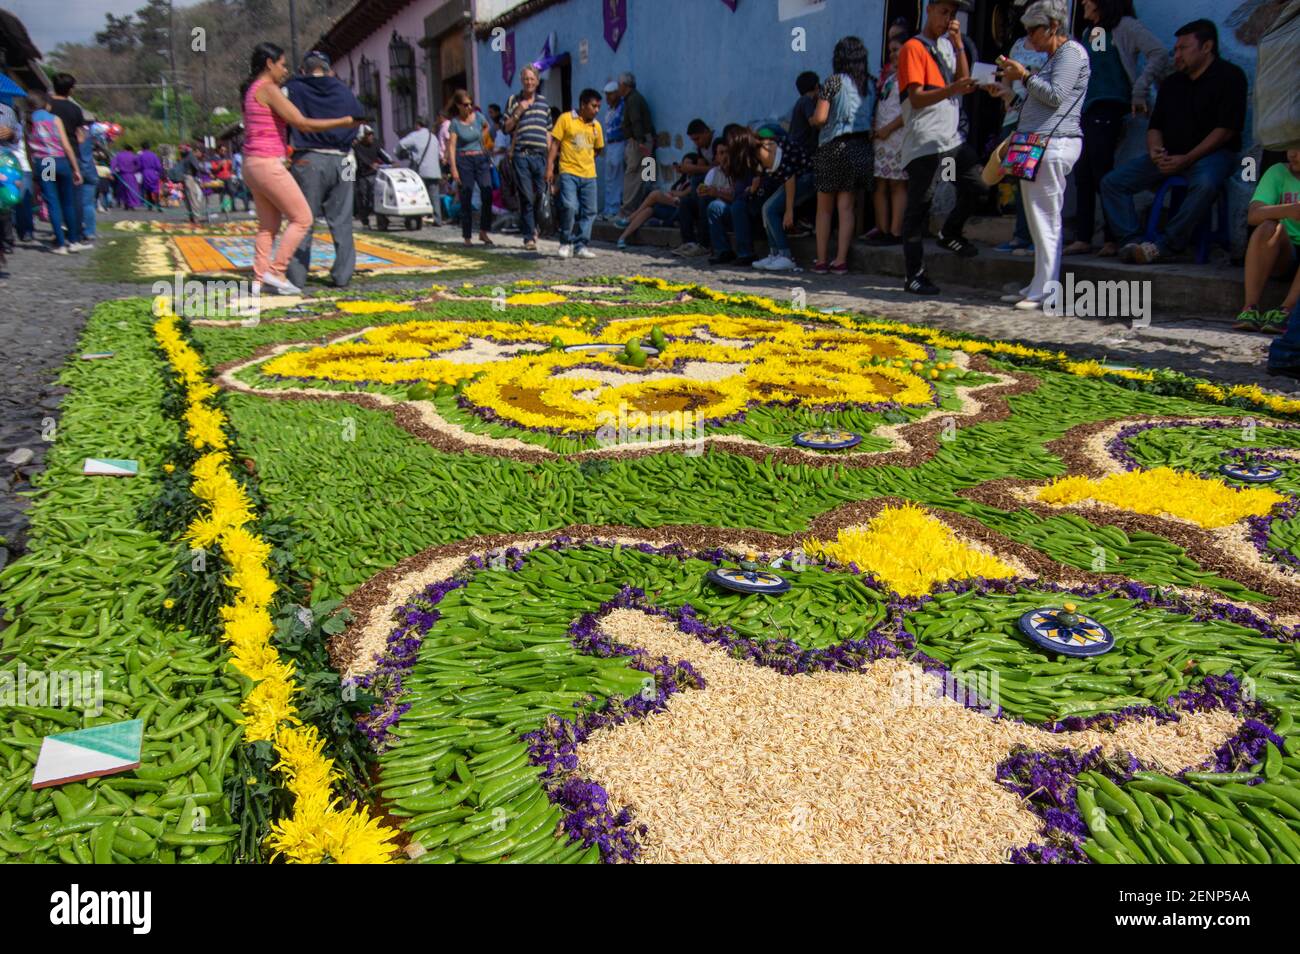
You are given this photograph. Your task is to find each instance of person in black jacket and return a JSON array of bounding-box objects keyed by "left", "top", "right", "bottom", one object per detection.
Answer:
[
  {"left": 351, "top": 125, "right": 388, "bottom": 227},
  {"left": 284, "top": 50, "right": 367, "bottom": 288}
]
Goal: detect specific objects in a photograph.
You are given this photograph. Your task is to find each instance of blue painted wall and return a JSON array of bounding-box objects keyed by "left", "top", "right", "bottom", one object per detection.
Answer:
[{"left": 476, "top": 0, "right": 886, "bottom": 172}]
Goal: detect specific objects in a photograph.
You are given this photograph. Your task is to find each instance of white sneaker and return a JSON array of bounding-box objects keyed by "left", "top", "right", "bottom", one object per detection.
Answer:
[
  {"left": 751, "top": 254, "right": 776, "bottom": 270},
  {"left": 261, "top": 273, "right": 302, "bottom": 296},
  {"left": 576, "top": 247, "right": 596, "bottom": 259},
  {"left": 558, "top": 244, "right": 573, "bottom": 259},
  {"left": 69, "top": 241, "right": 94, "bottom": 252},
  {"left": 51, "top": 245, "right": 69, "bottom": 255},
  {"left": 1000, "top": 293, "right": 1026, "bottom": 304},
  {"left": 763, "top": 254, "right": 798, "bottom": 272},
  {"left": 1014, "top": 298, "right": 1044, "bottom": 311}
]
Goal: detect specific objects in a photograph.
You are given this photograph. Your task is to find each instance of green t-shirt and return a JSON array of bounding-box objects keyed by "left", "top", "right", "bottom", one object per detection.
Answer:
[{"left": 1252, "top": 162, "right": 1300, "bottom": 245}]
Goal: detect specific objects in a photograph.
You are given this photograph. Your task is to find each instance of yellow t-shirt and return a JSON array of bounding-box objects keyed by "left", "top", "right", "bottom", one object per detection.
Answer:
[{"left": 552, "top": 111, "right": 604, "bottom": 179}]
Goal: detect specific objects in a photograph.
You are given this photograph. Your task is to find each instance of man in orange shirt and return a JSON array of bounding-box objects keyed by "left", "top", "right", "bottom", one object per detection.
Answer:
[{"left": 897, "top": 0, "right": 987, "bottom": 296}]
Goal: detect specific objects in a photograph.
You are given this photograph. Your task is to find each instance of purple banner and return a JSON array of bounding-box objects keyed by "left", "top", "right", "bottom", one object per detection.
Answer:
[
  {"left": 720, "top": 0, "right": 737, "bottom": 9},
  {"left": 502, "top": 30, "right": 516, "bottom": 86},
  {"left": 604, "top": 0, "right": 627, "bottom": 51}
]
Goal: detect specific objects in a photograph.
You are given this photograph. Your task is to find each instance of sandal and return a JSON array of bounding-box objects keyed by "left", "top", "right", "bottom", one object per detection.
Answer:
[
  {"left": 480, "top": 235, "right": 495, "bottom": 246},
  {"left": 829, "top": 261, "right": 849, "bottom": 275},
  {"left": 811, "top": 260, "right": 829, "bottom": 274},
  {"left": 463, "top": 239, "right": 474, "bottom": 247},
  {"left": 1097, "top": 242, "right": 1119, "bottom": 258}
]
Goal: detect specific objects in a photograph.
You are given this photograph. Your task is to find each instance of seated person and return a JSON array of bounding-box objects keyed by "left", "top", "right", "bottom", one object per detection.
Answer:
[
  {"left": 1100, "top": 19, "right": 1247, "bottom": 265},
  {"left": 616, "top": 155, "right": 699, "bottom": 249},
  {"left": 1237, "top": 149, "right": 1300, "bottom": 332},
  {"left": 697, "top": 139, "right": 756, "bottom": 266},
  {"left": 671, "top": 120, "right": 719, "bottom": 255}
]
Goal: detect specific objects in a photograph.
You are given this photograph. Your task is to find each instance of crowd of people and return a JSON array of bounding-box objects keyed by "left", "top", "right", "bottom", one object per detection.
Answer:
[{"left": 392, "top": 0, "right": 1287, "bottom": 327}]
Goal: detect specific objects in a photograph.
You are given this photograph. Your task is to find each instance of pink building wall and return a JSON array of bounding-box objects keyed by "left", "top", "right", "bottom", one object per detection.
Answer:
[{"left": 333, "top": 3, "right": 436, "bottom": 155}]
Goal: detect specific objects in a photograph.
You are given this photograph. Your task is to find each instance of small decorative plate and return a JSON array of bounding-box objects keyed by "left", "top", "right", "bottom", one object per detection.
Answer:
[
  {"left": 1018, "top": 607, "right": 1115, "bottom": 657},
  {"left": 563, "top": 343, "right": 659, "bottom": 356},
  {"left": 707, "top": 567, "right": 791, "bottom": 595},
  {"left": 1219, "top": 462, "right": 1282, "bottom": 484},
  {"left": 793, "top": 429, "right": 862, "bottom": 451}
]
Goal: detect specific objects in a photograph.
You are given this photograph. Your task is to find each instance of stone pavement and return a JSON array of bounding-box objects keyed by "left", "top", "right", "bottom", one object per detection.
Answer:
[{"left": 0, "top": 207, "right": 1294, "bottom": 561}]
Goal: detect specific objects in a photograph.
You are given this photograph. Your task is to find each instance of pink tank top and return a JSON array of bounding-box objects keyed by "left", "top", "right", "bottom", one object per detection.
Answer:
[{"left": 242, "top": 78, "right": 287, "bottom": 157}]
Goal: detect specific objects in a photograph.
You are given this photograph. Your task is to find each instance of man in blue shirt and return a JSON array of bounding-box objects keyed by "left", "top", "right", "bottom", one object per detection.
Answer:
[{"left": 285, "top": 50, "right": 367, "bottom": 288}]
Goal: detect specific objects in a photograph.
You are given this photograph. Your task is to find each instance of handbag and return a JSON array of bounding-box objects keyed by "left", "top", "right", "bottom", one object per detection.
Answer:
[{"left": 999, "top": 51, "right": 1088, "bottom": 183}]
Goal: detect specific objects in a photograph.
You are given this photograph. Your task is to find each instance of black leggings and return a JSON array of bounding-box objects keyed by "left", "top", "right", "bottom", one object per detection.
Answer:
[
  {"left": 901, "top": 142, "right": 986, "bottom": 280},
  {"left": 1071, "top": 100, "right": 1127, "bottom": 245}
]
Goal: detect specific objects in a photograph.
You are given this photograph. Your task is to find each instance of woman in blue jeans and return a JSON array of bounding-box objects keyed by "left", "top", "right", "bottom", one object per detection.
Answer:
[
  {"left": 24, "top": 92, "right": 83, "bottom": 253},
  {"left": 725, "top": 127, "right": 816, "bottom": 271},
  {"left": 446, "top": 91, "right": 494, "bottom": 246}
]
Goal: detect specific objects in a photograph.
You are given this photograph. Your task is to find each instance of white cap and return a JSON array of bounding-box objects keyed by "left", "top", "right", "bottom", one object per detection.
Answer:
[{"left": 603, "top": 81, "right": 619, "bottom": 93}]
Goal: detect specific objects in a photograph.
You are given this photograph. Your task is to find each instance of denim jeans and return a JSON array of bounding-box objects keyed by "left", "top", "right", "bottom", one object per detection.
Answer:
[
  {"left": 36, "top": 156, "right": 80, "bottom": 247},
  {"left": 558, "top": 173, "right": 598, "bottom": 250},
  {"left": 761, "top": 174, "right": 815, "bottom": 255},
  {"left": 512, "top": 149, "right": 547, "bottom": 240},
  {"left": 601, "top": 140, "right": 625, "bottom": 216},
  {"left": 707, "top": 194, "right": 754, "bottom": 257},
  {"left": 1268, "top": 300, "right": 1300, "bottom": 371},
  {"left": 677, "top": 191, "right": 706, "bottom": 246},
  {"left": 78, "top": 138, "right": 97, "bottom": 241},
  {"left": 13, "top": 171, "right": 33, "bottom": 239},
  {"left": 455, "top": 151, "right": 494, "bottom": 240},
  {"left": 1100, "top": 148, "right": 1235, "bottom": 253}
]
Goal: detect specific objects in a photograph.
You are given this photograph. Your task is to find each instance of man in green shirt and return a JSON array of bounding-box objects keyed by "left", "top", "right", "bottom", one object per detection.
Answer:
[
  {"left": 1238, "top": 149, "right": 1300, "bottom": 332},
  {"left": 616, "top": 72, "right": 655, "bottom": 220}
]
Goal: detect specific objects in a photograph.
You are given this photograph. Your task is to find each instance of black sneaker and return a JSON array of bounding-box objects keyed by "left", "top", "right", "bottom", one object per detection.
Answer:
[
  {"left": 905, "top": 274, "right": 940, "bottom": 296},
  {"left": 1267, "top": 365, "right": 1300, "bottom": 382},
  {"left": 734, "top": 255, "right": 757, "bottom": 267},
  {"left": 708, "top": 251, "right": 736, "bottom": 265},
  {"left": 937, "top": 232, "right": 979, "bottom": 258}
]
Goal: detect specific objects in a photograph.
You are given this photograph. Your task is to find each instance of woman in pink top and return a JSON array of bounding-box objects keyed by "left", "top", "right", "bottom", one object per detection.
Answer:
[{"left": 240, "top": 42, "right": 357, "bottom": 294}]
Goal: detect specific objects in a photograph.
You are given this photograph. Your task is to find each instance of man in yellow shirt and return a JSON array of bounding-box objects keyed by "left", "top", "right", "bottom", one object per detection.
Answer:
[{"left": 546, "top": 88, "right": 604, "bottom": 259}]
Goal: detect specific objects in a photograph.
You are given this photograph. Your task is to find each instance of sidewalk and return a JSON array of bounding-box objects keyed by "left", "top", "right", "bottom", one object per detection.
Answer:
[{"left": 592, "top": 217, "right": 1249, "bottom": 322}]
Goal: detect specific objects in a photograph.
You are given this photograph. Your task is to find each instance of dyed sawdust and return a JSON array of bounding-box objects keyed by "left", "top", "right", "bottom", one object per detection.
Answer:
[{"left": 577, "top": 609, "right": 1242, "bottom": 864}]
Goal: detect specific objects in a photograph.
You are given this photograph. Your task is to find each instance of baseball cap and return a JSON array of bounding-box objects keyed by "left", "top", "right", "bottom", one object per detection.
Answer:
[
  {"left": 301, "top": 50, "right": 332, "bottom": 72},
  {"left": 603, "top": 81, "right": 619, "bottom": 93}
]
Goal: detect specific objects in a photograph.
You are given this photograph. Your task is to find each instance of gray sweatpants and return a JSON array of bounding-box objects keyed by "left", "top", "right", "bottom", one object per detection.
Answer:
[{"left": 287, "top": 151, "right": 356, "bottom": 289}]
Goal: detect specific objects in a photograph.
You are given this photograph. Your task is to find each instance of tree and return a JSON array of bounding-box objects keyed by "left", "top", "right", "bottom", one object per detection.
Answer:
[{"left": 95, "top": 15, "right": 138, "bottom": 55}]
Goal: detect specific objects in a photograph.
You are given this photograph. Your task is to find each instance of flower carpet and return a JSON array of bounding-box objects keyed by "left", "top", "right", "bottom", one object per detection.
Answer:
[
  {"left": 4, "top": 275, "right": 1300, "bottom": 864},
  {"left": 105, "top": 219, "right": 493, "bottom": 282}
]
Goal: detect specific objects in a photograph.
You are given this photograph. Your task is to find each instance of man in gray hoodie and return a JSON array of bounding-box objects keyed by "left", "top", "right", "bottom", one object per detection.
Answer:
[{"left": 285, "top": 50, "right": 367, "bottom": 288}]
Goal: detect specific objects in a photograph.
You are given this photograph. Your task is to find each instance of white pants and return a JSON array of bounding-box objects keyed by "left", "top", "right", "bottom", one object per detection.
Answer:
[
  {"left": 601, "top": 140, "right": 625, "bottom": 216},
  {"left": 1019, "top": 137, "right": 1083, "bottom": 302}
]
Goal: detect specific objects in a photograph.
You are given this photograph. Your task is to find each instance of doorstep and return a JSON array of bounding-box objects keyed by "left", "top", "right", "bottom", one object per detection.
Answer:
[{"left": 591, "top": 220, "right": 1248, "bottom": 323}]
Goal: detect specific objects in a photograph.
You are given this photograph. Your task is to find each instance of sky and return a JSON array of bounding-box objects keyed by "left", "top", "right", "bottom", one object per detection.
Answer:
[{"left": 7, "top": 0, "right": 146, "bottom": 54}]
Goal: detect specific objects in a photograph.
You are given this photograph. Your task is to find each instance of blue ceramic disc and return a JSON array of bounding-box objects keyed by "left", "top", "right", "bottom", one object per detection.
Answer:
[
  {"left": 707, "top": 567, "right": 791, "bottom": 595},
  {"left": 1018, "top": 608, "right": 1114, "bottom": 657},
  {"left": 793, "top": 429, "right": 862, "bottom": 451},
  {"left": 1219, "top": 462, "right": 1282, "bottom": 484}
]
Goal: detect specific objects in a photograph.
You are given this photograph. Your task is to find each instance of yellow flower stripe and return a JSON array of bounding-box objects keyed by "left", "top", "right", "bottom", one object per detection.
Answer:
[
  {"left": 336, "top": 301, "right": 415, "bottom": 315},
  {"left": 153, "top": 299, "right": 397, "bottom": 864},
  {"left": 625, "top": 276, "right": 1300, "bottom": 417},
  {"left": 1037, "top": 467, "right": 1283, "bottom": 528},
  {"left": 803, "top": 504, "right": 1016, "bottom": 597}
]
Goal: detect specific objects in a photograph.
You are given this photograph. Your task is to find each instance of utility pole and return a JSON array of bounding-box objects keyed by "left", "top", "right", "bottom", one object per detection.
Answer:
[
  {"left": 289, "top": 0, "right": 299, "bottom": 67},
  {"left": 166, "top": 0, "right": 183, "bottom": 142}
]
